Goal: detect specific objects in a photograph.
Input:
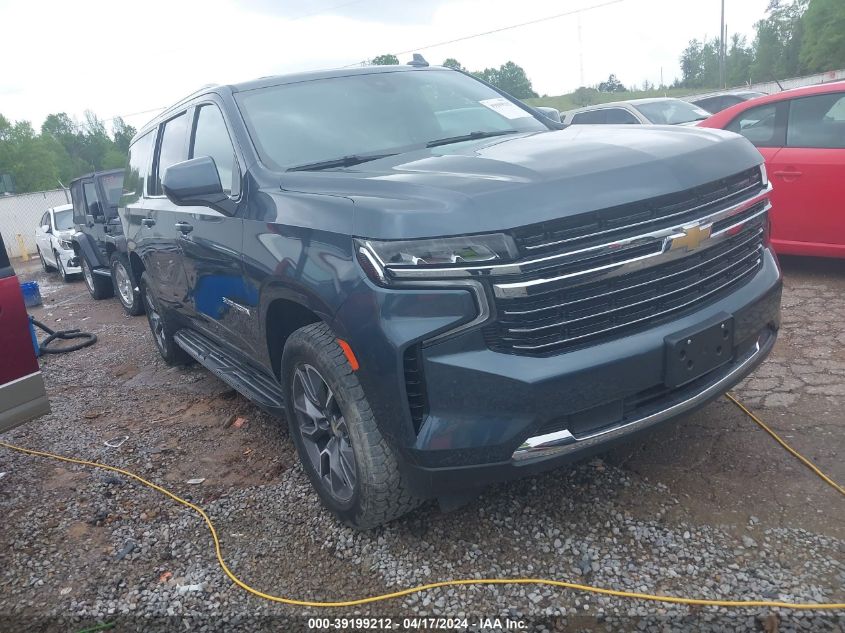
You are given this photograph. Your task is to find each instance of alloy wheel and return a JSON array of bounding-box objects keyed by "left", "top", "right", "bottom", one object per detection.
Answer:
[
  {"left": 292, "top": 363, "right": 357, "bottom": 503},
  {"left": 82, "top": 258, "right": 94, "bottom": 292},
  {"left": 114, "top": 261, "right": 134, "bottom": 308},
  {"left": 143, "top": 287, "right": 167, "bottom": 353}
]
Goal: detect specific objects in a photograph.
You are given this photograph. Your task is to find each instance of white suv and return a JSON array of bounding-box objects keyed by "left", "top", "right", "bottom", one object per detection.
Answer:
[{"left": 34, "top": 203, "right": 81, "bottom": 281}]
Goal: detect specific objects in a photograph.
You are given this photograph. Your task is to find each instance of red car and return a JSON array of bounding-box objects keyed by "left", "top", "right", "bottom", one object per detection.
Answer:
[
  {"left": 0, "top": 233, "right": 50, "bottom": 433},
  {"left": 699, "top": 81, "right": 845, "bottom": 258}
]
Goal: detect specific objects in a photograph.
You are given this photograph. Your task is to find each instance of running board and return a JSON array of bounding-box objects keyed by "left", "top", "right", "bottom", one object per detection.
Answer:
[{"left": 173, "top": 329, "right": 286, "bottom": 415}]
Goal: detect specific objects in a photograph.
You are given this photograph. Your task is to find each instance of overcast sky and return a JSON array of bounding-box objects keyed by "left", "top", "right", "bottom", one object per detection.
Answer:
[{"left": 0, "top": 0, "right": 770, "bottom": 133}]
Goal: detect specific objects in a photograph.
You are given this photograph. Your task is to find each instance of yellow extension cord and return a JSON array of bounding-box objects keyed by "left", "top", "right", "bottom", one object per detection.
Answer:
[{"left": 0, "top": 393, "right": 842, "bottom": 611}]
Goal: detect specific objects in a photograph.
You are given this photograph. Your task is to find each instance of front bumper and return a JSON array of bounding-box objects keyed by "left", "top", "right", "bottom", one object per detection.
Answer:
[
  {"left": 336, "top": 248, "right": 781, "bottom": 497},
  {"left": 58, "top": 248, "right": 81, "bottom": 274}
]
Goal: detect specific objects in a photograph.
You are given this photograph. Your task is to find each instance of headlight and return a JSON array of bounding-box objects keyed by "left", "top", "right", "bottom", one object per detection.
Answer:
[
  {"left": 358, "top": 233, "right": 517, "bottom": 281},
  {"left": 759, "top": 163, "right": 768, "bottom": 187}
]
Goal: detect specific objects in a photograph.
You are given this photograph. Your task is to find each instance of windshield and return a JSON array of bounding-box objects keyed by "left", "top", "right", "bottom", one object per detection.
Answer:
[
  {"left": 54, "top": 209, "right": 73, "bottom": 231},
  {"left": 235, "top": 69, "right": 548, "bottom": 170},
  {"left": 99, "top": 173, "right": 124, "bottom": 207},
  {"left": 633, "top": 100, "right": 712, "bottom": 125}
]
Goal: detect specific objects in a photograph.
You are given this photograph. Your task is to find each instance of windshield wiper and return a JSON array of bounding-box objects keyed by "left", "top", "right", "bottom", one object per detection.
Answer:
[
  {"left": 287, "top": 152, "right": 398, "bottom": 172},
  {"left": 425, "top": 130, "right": 519, "bottom": 148}
]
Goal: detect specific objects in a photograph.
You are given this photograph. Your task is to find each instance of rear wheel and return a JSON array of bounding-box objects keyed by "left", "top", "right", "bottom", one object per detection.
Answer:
[
  {"left": 140, "top": 272, "right": 192, "bottom": 366},
  {"left": 282, "top": 322, "right": 422, "bottom": 529},
  {"left": 111, "top": 253, "right": 144, "bottom": 316},
  {"left": 81, "top": 255, "right": 113, "bottom": 300}
]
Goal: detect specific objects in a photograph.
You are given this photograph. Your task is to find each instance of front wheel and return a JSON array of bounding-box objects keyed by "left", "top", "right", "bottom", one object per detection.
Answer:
[
  {"left": 282, "top": 322, "right": 422, "bottom": 529},
  {"left": 55, "top": 251, "right": 69, "bottom": 282},
  {"left": 81, "top": 256, "right": 113, "bottom": 300},
  {"left": 140, "top": 272, "right": 192, "bottom": 366},
  {"left": 38, "top": 248, "right": 55, "bottom": 272},
  {"left": 111, "top": 253, "right": 144, "bottom": 316}
]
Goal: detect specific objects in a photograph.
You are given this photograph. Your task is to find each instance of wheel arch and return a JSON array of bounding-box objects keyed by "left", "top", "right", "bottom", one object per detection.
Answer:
[{"left": 265, "top": 297, "right": 325, "bottom": 379}]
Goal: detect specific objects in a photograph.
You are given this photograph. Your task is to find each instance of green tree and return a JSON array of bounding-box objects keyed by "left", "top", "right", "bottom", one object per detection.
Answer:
[
  {"left": 112, "top": 117, "right": 137, "bottom": 155},
  {"left": 598, "top": 73, "right": 626, "bottom": 92},
  {"left": 726, "top": 34, "right": 754, "bottom": 86},
  {"left": 474, "top": 61, "right": 537, "bottom": 99},
  {"left": 751, "top": 0, "right": 808, "bottom": 81},
  {"left": 799, "top": 0, "right": 845, "bottom": 72},
  {"left": 371, "top": 54, "right": 399, "bottom": 65},
  {"left": 442, "top": 58, "right": 465, "bottom": 71}
]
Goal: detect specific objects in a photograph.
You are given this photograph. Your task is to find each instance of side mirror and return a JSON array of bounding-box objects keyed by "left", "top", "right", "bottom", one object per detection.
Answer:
[
  {"left": 41, "top": 224, "right": 51, "bottom": 234},
  {"left": 535, "top": 106, "right": 562, "bottom": 123},
  {"left": 162, "top": 157, "right": 234, "bottom": 214}
]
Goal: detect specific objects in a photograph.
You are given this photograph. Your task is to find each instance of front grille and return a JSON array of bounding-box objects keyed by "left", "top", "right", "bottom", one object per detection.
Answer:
[
  {"left": 484, "top": 194, "right": 767, "bottom": 357},
  {"left": 512, "top": 166, "right": 763, "bottom": 255}
]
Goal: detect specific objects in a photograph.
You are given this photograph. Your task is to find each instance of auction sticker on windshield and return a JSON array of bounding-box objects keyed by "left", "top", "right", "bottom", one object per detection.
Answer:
[{"left": 479, "top": 97, "right": 531, "bottom": 119}]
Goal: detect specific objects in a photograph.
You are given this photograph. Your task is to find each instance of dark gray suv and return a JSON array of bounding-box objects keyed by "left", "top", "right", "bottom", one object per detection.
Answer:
[{"left": 119, "top": 63, "right": 781, "bottom": 528}]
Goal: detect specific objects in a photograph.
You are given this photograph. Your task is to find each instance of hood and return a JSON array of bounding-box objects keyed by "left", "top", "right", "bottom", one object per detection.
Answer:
[
  {"left": 277, "top": 126, "right": 762, "bottom": 240},
  {"left": 54, "top": 229, "right": 75, "bottom": 241}
]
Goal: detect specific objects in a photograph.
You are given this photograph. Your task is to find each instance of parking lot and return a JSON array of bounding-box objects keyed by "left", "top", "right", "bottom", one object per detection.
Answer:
[{"left": 0, "top": 255, "right": 843, "bottom": 632}]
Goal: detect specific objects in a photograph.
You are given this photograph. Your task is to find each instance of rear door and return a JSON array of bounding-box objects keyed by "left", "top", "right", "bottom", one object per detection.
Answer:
[
  {"left": 177, "top": 101, "right": 249, "bottom": 349},
  {"left": 767, "top": 92, "right": 845, "bottom": 250},
  {"left": 82, "top": 179, "right": 109, "bottom": 265},
  {"left": 141, "top": 112, "right": 193, "bottom": 312}
]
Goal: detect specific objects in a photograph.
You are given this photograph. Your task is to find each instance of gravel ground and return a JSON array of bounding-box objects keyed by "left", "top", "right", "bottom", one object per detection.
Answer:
[{"left": 0, "top": 256, "right": 842, "bottom": 633}]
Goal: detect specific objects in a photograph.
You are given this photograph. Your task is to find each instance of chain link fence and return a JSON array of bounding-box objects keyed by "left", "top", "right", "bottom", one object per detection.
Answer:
[{"left": 0, "top": 189, "right": 71, "bottom": 259}]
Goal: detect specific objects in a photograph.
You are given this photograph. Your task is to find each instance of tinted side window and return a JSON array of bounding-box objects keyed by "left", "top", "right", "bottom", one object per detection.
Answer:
[
  {"left": 604, "top": 108, "right": 638, "bottom": 124},
  {"left": 786, "top": 93, "right": 845, "bottom": 149},
  {"left": 83, "top": 182, "right": 101, "bottom": 216},
  {"left": 153, "top": 113, "right": 189, "bottom": 195},
  {"left": 121, "top": 131, "right": 155, "bottom": 206},
  {"left": 191, "top": 105, "right": 238, "bottom": 195},
  {"left": 694, "top": 97, "right": 721, "bottom": 113},
  {"left": 572, "top": 110, "right": 606, "bottom": 124},
  {"left": 726, "top": 103, "right": 784, "bottom": 147},
  {"left": 70, "top": 182, "right": 86, "bottom": 224}
]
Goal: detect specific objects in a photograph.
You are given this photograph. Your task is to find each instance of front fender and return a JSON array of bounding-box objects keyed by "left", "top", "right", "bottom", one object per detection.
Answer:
[{"left": 72, "top": 232, "right": 108, "bottom": 268}]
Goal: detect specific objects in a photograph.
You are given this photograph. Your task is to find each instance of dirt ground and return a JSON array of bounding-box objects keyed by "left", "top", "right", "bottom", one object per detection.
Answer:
[{"left": 0, "top": 254, "right": 842, "bottom": 632}]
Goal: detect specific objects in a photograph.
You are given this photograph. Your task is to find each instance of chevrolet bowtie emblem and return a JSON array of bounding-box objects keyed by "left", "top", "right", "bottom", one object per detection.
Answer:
[{"left": 669, "top": 223, "right": 712, "bottom": 251}]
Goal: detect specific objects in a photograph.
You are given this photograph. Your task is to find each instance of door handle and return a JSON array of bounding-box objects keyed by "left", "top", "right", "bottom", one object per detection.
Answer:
[
  {"left": 175, "top": 221, "right": 194, "bottom": 234},
  {"left": 141, "top": 218, "right": 156, "bottom": 227},
  {"left": 773, "top": 170, "right": 802, "bottom": 179}
]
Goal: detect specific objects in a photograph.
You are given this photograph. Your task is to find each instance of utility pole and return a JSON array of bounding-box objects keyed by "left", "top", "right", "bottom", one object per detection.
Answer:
[
  {"left": 719, "top": 0, "right": 726, "bottom": 88},
  {"left": 578, "top": 11, "right": 585, "bottom": 87}
]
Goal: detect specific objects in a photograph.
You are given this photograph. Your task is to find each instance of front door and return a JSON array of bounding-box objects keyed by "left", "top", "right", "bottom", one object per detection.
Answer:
[
  {"left": 81, "top": 179, "right": 109, "bottom": 267},
  {"left": 768, "top": 92, "right": 845, "bottom": 251},
  {"left": 177, "top": 102, "right": 249, "bottom": 350}
]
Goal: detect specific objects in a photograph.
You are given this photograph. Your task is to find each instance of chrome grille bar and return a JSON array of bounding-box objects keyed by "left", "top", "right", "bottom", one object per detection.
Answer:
[
  {"left": 504, "top": 244, "right": 763, "bottom": 333},
  {"left": 502, "top": 227, "right": 764, "bottom": 317},
  {"left": 505, "top": 255, "right": 762, "bottom": 352},
  {"left": 522, "top": 181, "right": 763, "bottom": 252}
]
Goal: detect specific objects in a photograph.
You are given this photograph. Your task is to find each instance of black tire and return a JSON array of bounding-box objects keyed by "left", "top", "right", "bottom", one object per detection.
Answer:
[
  {"left": 80, "top": 255, "right": 113, "bottom": 300},
  {"left": 282, "top": 322, "right": 422, "bottom": 529},
  {"left": 110, "top": 253, "right": 144, "bottom": 316},
  {"left": 140, "top": 272, "right": 192, "bottom": 366},
  {"left": 38, "top": 248, "right": 55, "bottom": 272},
  {"left": 54, "top": 250, "right": 69, "bottom": 282}
]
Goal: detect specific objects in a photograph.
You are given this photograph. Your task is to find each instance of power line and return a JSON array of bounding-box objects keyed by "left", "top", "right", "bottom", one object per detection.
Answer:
[{"left": 343, "top": 0, "right": 627, "bottom": 67}]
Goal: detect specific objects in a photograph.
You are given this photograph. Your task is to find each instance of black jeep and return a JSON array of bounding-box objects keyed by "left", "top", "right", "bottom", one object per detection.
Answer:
[{"left": 69, "top": 169, "right": 143, "bottom": 315}]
